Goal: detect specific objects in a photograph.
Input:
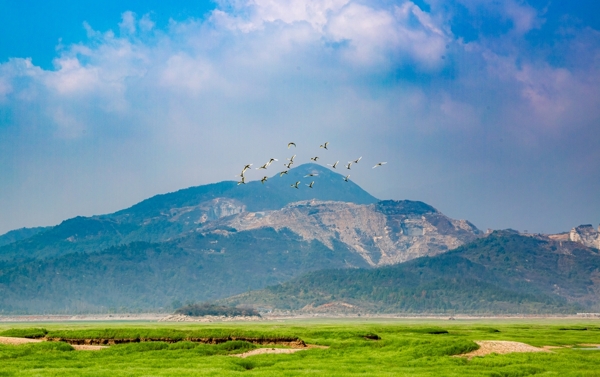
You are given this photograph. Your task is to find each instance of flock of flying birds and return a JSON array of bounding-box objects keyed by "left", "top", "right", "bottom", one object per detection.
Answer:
[{"left": 235, "top": 142, "right": 387, "bottom": 189}]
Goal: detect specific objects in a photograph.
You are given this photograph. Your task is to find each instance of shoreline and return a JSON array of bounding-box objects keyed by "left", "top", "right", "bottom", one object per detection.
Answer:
[{"left": 0, "top": 313, "right": 599, "bottom": 322}]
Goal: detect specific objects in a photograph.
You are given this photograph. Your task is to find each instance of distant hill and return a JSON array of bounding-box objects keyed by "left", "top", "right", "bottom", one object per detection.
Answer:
[
  {"left": 0, "top": 227, "right": 50, "bottom": 247},
  {"left": 221, "top": 231, "right": 600, "bottom": 314},
  {"left": 0, "top": 228, "right": 369, "bottom": 313},
  {"left": 0, "top": 163, "right": 378, "bottom": 261}
]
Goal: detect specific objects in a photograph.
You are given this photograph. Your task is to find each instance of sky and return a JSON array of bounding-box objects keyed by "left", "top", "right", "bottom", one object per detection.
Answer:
[{"left": 0, "top": 0, "right": 599, "bottom": 235}]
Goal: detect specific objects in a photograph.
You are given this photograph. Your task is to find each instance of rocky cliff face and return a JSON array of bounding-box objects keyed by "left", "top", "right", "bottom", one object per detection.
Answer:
[
  {"left": 160, "top": 198, "right": 246, "bottom": 226},
  {"left": 569, "top": 224, "right": 600, "bottom": 249},
  {"left": 203, "top": 199, "right": 481, "bottom": 266}
]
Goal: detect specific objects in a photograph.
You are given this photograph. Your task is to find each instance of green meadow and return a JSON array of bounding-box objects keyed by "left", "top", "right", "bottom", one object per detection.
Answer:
[{"left": 1, "top": 319, "right": 600, "bottom": 376}]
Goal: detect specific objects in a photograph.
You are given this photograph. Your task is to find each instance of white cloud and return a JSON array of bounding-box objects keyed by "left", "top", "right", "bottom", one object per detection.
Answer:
[
  {"left": 139, "top": 14, "right": 155, "bottom": 32},
  {"left": 444, "top": 0, "right": 541, "bottom": 35},
  {"left": 211, "top": 0, "right": 450, "bottom": 67},
  {"left": 160, "top": 53, "right": 215, "bottom": 93},
  {"left": 502, "top": 0, "right": 539, "bottom": 34},
  {"left": 119, "top": 11, "right": 137, "bottom": 34}
]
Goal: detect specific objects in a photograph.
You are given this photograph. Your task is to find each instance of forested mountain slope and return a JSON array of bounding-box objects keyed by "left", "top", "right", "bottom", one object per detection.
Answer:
[{"left": 223, "top": 231, "right": 600, "bottom": 314}]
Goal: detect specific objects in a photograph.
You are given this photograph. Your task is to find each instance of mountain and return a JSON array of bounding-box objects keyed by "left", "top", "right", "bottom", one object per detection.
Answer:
[
  {"left": 0, "top": 227, "right": 50, "bottom": 247},
  {"left": 0, "top": 197, "right": 482, "bottom": 313},
  {"left": 0, "top": 163, "right": 378, "bottom": 261},
  {"left": 221, "top": 231, "right": 600, "bottom": 314}
]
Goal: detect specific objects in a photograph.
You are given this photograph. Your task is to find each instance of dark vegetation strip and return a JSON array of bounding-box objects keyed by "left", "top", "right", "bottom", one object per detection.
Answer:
[
  {"left": 0, "top": 327, "right": 306, "bottom": 347},
  {"left": 44, "top": 336, "right": 306, "bottom": 347},
  {"left": 174, "top": 303, "right": 260, "bottom": 317}
]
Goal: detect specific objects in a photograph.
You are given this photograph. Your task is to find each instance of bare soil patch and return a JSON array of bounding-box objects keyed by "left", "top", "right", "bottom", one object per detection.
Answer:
[
  {"left": 232, "top": 348, "right": 306, "bottom": 358},
  {"left": 232, "top": 344, "right": 327, "bottom": 358},
  {"left": 0, "top": 336, "right": 43, "bottom": 345},
  {"left": 460, "top": 341, "right": 548, "bottom": 358},
  {"left": 0, "top": 337, "right": 103, "bottom": 350},
  {"left": 71, "top": 345, "right": 108, "bottom": 351}
]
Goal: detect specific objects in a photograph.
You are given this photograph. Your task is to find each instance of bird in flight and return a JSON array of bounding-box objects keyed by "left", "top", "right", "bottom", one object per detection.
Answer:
[
  {"left": 306, "top": 181, "right": 314, "bottom": 188},
  {"left": 319, "top": 142, "right": 329, "bottom": 150},
  {"left": 352, "top": 157, "right": 362, "bottom": 164},
  {"left": 291, "top": 181, "right": 300, "bottom": 189},
  {"left": 372, "top": 162, "right": 387, "bottom": 168},
  {"left": 237, "top": 176, "right": 246, "bottom": 185},
  {"left": 310, "top": 156, "right": 319, "bottom": 161},
  {"left": 284, "top": 161, "right": 293, "bottom": 169},
  {"left": 280, "top": 170, "right": 289, "bottom": 177},
  {"left": 345, "top": 162, "right": 352, "bottom": 170},
  {"left": 261, "top": 176, "right": 268, "bottom": 184},
  {"left": 266, "top": 158, "right": 278, "bottom": 167},
  {"left": 241, "top": 164, "right": 252, "bottom": 175},
  {"left": 257, "top": 163, "right": 268, "bottom": 170},
  {"left": 288, "top": 142, "right": 296, "bottom": 148},
  {"left": 343, "top": 175, "right": 350, "bottom": 182},
  {"left": 287, "top": 154, "right": 296, "bottom": 162},
  {"left": 304, "top": 173, "right": 318, "bottom": 177},
  {"left": 328, "top": 161, "right": 339, "bottom": 169}
]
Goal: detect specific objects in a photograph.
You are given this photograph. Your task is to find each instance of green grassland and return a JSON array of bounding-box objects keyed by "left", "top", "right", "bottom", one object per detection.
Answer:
[{"left": 1, "top": 319, "right": 600, "bottom": 376}]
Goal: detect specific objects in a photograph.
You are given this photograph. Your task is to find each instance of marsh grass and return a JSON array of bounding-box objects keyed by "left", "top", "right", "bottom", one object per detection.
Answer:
[{"left": 0, "top": 320, "right": 600, "bottom": 376}]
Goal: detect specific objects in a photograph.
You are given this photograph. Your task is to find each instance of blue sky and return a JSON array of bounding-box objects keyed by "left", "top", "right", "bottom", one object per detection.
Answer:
[{"left": 0, "top": 0, "right": 599, "bottom": 235}]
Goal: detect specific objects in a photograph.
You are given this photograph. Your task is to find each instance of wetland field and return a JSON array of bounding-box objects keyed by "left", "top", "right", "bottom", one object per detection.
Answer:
[{"left": 1, "top": 319, "right": 600, "bottom": 376}]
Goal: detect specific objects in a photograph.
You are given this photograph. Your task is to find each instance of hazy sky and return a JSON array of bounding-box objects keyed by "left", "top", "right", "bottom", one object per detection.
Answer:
[{"left": 1, "top": 0, "right": 599, "bottom": 235}]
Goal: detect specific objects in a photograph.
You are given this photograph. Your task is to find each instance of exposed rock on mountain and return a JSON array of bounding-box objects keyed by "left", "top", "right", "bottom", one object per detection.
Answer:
[
  {"left": 204, "top": 199, "right": 481, "bottom": 266},
  {"left": 569, "top": 224, "right": 600, "bottom": 249}
]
